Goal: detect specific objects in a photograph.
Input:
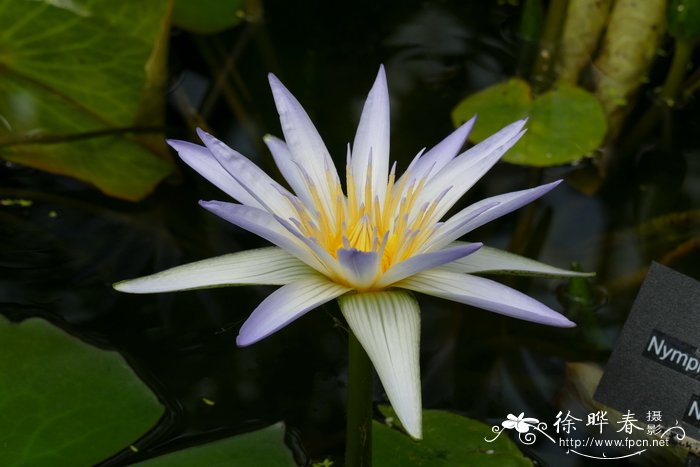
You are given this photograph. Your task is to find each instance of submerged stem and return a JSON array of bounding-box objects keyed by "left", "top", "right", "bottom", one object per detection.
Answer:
[
  {"left": 345, "top": 330, "right": 373, "bottom": 467},
  {"left": 607, "top": 38, "right": 695, "bottom": 176},
  {"left": 530, "top": 0, "right": 569, "bottom": 93}
]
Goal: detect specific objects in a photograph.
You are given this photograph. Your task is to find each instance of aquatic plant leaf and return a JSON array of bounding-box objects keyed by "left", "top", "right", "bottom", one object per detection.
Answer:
[
  {"left": 668, "top": 0, "right": 700, "bottom": 40},
  {"left": 451, "top": 79, "right": 532, "bottom": 143},
  {"left": 556, "top": 0, "right": 614, "bottom": 82},
  {"left": 135, "top": 423, "right": 296, "bottom": 466},
  {"left": 507, "top": 84, "right": 606, "bottom": 166},
  {"left": 452, "top": 81, "right": 606, "bottom": 166},
  {"left": 0, "top": 316, "right": 163, "bottom": 466},
  {"left": 593, "top": 0, "right": 666, "bottom": 137},
  {"left": 374, "top": 407, "right": 532, "bottom": 466},
  {"left": 173, "top": 0, "right": 246, "bottom": 34},
  {"left": 0, "top": 0, "right": 175, "bottom": 201}
]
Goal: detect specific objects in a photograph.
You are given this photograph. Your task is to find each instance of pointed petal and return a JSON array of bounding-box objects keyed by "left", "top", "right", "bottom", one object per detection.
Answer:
[
  {"left": 268, "top": 74, "right": 340, "bottom": 213},
  {"left": 376, "top": 243, "right": 482, "bottom": 288},
  {"left": 337, "top": 248, "right": 381, "bottom": 289},
  {"left": 237, "top": 276, "right": 349, "bottom": 346},
  {"left": 339, "top": 291, "right": 422, "bottom": 439},
  {"left": 443, "top": 244, "right": 595, "bottom": 278},
  {"left": 352, "top": 65, "right": 390, "bottom": 201},
  {"left": 429, "top": 181, "right": 561, "bottom": 249},
  {"left": 272, "top": 214, "right": 344, "bottom": 275},
  {"left": 419, "top": 119, "right": 527, "bottom": 219},
  {"left": 114, "top": 247, "right": 315, "bottom": 293},
  {"left": 263, "top": 134, "right": 313, "bottom": 206},
  {"left": 409, "top": 117, "right": 475, "bottom": 182},
  {"left": 397, "top": 269, "right": 574, "bottom": 327},
  {"left": 167, "top": 140, "right": 263, "bottom": 208},
  {"left": 196, "top": 129, "right": 296, "bottom": 218},
  {"left": 200, "top": 200, "right": 327, "bottom": 273}
]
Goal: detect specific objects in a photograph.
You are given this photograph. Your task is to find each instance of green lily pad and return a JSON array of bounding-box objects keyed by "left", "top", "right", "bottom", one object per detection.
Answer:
[
  {"left": 173, "top": 0, "right": 246, "bottom": 34},
  {"left": 452, "top": 79, "right": 606, "bottom": 167},
  {"left": 0, "top": 0, "right": 175, "bottom": 201},
  {"left": 0, "top": 316, "right": 164, "bottom": 466},
  {"left": 452, "top": 79, "right": 532, "bottom": 142},
  {"left": 374, "top": 407, "right": 532, "bottom": 466},
  {"left": 135, "top": 423, "right": 296, "bottom": 466}
]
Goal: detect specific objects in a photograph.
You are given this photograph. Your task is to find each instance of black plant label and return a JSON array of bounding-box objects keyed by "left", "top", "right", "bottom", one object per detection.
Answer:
[{"left": 595, "top": 263, "right": 700, "bottom": 438}]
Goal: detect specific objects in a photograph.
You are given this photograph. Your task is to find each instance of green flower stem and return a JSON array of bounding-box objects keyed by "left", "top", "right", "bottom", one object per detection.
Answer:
[
  {"left": 610, "top": 38, "right": 695, "bottom": 174},
  {"left": 530, "top": 0, "right": 569, "bottom": 93},
  {"left": 345, "top": 329, "right": 373, "bottom": 467},
  {"left": 661, "top": 38, "right": 695, "bottom": 103}
]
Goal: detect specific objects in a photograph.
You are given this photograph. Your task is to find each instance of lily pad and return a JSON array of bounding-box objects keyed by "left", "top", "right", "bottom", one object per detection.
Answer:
[
  {"left": 0, "top": 316, "right": 163, "bottom": 466},
  {"left": 452, "top": 79, "right": 532, "bottom": 142},
  {"left": 135, "top": 423, "right": 296, "bottom": 466},
  {"left": 452, "top": 79, "right": 606, "bottom": 167},
  {"left": 173, "top": 0, "right": 246, "bottom": 34},
  {"left": 374, "top": 407, "right": 532, "bottom": 466},
  {"left": 0, "top": 0, "right": 175, "bottom": 201}
]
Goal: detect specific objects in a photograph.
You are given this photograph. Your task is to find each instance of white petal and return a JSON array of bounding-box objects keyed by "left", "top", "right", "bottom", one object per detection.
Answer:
[
  {"left": 337, "top": 248, "right": 381, "bottom": 289},
  {"left": 263, "top": 134, "right": 313, "bottom": 206},
  {"left": 443, "top": 244, "right": 594, "bottom": 278},
  {"left": 352, "top": 65, "right": 390, "bottom": 202},
  {"left": 199, "top": 200, "right": 328, "bottom": 273},
  {"left": 339, "top": 291, "right": 422, "bottom": 439},
  {"left": 268, "top": 74, "right": 340, "bottom": 214},
  {"left": 408, "top": 117, "right": 475, "bottom": 182},
  {"left": 397, "top": 269, "right": 575, "bottom": 327},
  {"left": 167, "top": 140, "right": 263, "bottom": 208},
  {"left": 419, "top": 119, "right": 527, "bottom": 219},
  {"left": 237, "top": 276, "right": 349, "bottom": 346},
  {"left": 271, "top": 214, "right": 347, "bottom": 279},
  {"left": 429, "top": 181, "right": 561, "bottom": 249},
  {"left": 114, "top": 247, "right": 314, "bottom": 293},
  {"left": 196, "top": 129, "right": 296, "bottom": 218},
  {"left": 376, "top": 243, "right": 482, "bottom": 288},
  {"left": 515, "top": 423, "right": 530, "bottom": 433}
]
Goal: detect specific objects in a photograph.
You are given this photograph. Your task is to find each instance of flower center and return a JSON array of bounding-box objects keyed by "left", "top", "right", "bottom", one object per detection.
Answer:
[
  {"left": 347, "top": 215, "right": 375, "bottom": 252},
  {"left": 283, "top": 157, "right": 447, "bottom": 284}
]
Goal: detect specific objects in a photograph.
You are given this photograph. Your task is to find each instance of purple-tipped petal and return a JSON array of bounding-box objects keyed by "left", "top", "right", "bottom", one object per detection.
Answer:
[
  {"left": 114, "top": 247, "right": 314, "bottom": 293},
  {"left": 337, "top": 248, "right": 381, "bottom": 289},
  {"left": 397, "top": 269, "right": 575, "bottom": 327},
  {"left": 268, "top": 73, "right": 340, "bottom": 214},
  {"left": 339, "top": 291, "right": 422, "bottom": 439},
  {"left": 200, "top": 200, "right": 326, "bottom": 273},
  {"left": 263, "top": 134, "right": 313, "bottom": 206},
  {"left": 429, "top": 180, "right": 562, "bottom": 249},
  {"left": 418, "top": 120, "right": 527, "bottom": 220},
  {"left": 443, "top": 244, "right": 595, "bottom": 278},
  {"left": 352, "top": 65, "right": 390, "bottom": 202},
  {"left": 409, "top": 117, "right": 475, "bottom": 183},
  {"left": 167, "top": 140, "right": 262, "bottom": 208},
  {"left": 196, "top": 129, "right": 296, "bottom": 218},
  {"left": 377, "top": 243, "right": 482, "bottom": 288},
  {"left": 237, "top": 276, "right": 349, "bottom": 346}
]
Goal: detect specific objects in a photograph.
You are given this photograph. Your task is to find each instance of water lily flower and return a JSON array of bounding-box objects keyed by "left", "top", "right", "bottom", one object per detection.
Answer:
[{"left": 115, "top": 66, "right": 585, "bottom": 439}]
